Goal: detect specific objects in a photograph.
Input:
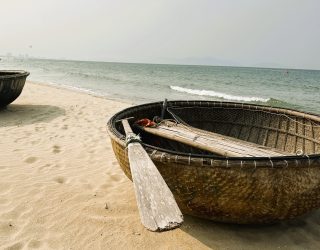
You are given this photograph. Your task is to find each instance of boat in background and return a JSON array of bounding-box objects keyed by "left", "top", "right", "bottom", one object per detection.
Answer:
[
  {"left": 0, "top": 70, "right": 29, "bottom": 107},
  {"left": 107, "top": 100, "right": 320, "bottom": 224}
]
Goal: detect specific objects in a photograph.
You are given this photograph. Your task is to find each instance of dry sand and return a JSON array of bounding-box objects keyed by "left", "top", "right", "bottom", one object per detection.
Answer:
[{"left": 0, "top": 82, "right": 320, "bottom": 250}]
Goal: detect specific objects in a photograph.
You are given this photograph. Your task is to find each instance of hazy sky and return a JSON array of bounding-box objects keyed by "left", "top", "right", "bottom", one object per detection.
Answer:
[{"left": 1, "top": 0, "right": 319, "bottom": 69}]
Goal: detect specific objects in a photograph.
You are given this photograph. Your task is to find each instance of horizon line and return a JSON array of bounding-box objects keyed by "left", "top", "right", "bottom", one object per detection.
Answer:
[{"left": 1, "top": 55, "right": 319, "bottom": 72}]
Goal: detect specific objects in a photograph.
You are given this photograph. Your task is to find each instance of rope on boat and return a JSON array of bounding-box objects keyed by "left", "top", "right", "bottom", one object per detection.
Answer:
[
  {"left": 125, "top": 134, "right": 141, "bottom": 146},
  {"left": 296, "top": 149, "right": 304, "bottom": 156}
]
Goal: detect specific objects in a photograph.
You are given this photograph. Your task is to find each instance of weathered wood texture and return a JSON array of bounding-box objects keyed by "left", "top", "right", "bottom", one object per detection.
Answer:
[
  {"left": 122, "top": 119, "right": 183, "bottom": 231},
  {"left": 140, "top": 121, "right": 290, "bottom": 157}
]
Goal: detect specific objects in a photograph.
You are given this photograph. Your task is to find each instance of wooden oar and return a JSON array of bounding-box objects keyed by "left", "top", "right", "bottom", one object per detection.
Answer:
[{"left": 121, "top": 118, "right": 183, "bottom": 231}]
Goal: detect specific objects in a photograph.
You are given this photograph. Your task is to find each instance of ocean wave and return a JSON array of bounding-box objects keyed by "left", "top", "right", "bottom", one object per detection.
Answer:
[
  {"left": 170, "top": 86, "right": 270, "bottom": 102},
  {"left": 31, "top": 80, "right": 106, "bottom": 97}
]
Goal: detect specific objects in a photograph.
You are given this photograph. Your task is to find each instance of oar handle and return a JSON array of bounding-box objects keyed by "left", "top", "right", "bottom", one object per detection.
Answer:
[
  {"left": 121, "top": 119, "right": 142, "bottom": 146},
  {"left": 122, "top": 119, "right": 134, "bottom": 134}
]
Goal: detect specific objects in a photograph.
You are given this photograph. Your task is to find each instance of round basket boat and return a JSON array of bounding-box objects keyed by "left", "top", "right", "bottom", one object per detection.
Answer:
[
  {"left": 0, "top": 70, "right": 30, "bottom": 107},
  {"left": 107, "top": 100, "right": 320, "bottom": 224}
]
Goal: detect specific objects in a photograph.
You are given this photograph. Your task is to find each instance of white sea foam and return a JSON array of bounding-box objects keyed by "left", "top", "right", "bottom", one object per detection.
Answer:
[
  {"left": 170, "top": 86, "right": 270, "bottom": 102},
  {"left": 31, "top": 80, "right": 106, "bottom": 97}
]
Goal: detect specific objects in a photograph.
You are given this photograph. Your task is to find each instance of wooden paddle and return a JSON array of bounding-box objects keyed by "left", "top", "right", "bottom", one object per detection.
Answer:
[{"left": 121, "top": 118, "right": 183, "bottom": 231}]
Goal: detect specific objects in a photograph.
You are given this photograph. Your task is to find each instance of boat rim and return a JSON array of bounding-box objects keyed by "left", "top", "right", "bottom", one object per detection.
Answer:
[
  {"left": 0, "top": 70, "right": 30, "bottom": 79},
  {"left": 107, "top": 100, "right": 320, "bottom": 161}
]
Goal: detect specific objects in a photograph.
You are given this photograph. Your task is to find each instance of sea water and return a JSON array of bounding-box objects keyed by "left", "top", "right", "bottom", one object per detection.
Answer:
[{"left": 1, "top": 57, "right": 320, "bottom": 113}]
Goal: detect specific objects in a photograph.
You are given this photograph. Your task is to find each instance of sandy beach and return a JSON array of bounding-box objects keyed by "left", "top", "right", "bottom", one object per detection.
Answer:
[{"left": 1, "top": 82, "right": 320, "bottom": 250}]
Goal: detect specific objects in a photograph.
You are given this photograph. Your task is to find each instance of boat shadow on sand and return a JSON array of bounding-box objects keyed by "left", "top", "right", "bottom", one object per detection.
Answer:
[
  {"left": 181, "top": 211, "right": 320, "bottom": 249},
  {"left": 0, "top": 104, "right": 65, "bottom": 127}
]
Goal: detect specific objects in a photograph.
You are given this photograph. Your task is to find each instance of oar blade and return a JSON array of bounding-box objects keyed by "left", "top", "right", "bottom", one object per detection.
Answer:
[{"left": 128, "top": 142, "right": 183, "bottom": 231}]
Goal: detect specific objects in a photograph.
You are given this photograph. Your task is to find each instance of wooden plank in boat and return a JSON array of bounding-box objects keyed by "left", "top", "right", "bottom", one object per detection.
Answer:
[{"left": 139, "top": 122, "right": 291, "bottom": 157}]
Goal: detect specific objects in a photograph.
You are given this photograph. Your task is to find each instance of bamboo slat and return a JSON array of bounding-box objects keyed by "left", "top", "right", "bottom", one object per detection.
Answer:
[
  {"left": 195, "top": 119, "right": 320, "bottom": 145},
  {"left": 294, "top": 117, "right": 298, "bottom": 153},
  {"left": 311, "top": 120, "right": 316, "bottom": 153},
  {"left": 139, "top": 122, "right": 289, "bottom": 157},
  {"left": 274, "top": 115, "right": 282, "bottom": 149},
  {"left": 263, "top": 115, "right": 272, "bottom": 146},
  {"left": 283, "top": 118, "right": 290, "bottom": 151}
]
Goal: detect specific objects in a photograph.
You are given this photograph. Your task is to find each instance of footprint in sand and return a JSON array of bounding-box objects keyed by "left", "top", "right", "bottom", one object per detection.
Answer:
[
  {"left": 24, "top": 157, "right": 38, "bottom": 164},
  {"left": 100, "top": 183, "right": 112, "bottom": 190},
  {"left": 61, "top": 124, "right": 68, "bottom": 130},
  {"left": 38, "top": 163, "right": 57, "bottom": 172},
  {"left": 53, "top": 176, "right": 66, "bottom": 184},
  {"left": 0, "top": 165, "right": 9, "bottom": 170},
  {"left": 82, "top": 183, "right": 93, "bottom": 190},
  {"left": 28, "top": 240, "right": 43, "bottom": 249},
  {"left": 52, "top": 145, "right": 61, "bottom": 154},
  {"left": 4, "top": 241, "right": 24, "bottom": 250},
  {"left": 110, "top": 174, "right": 121, "bottom": 182},
  {"left": 14, "top": 137, "right": 27, "bottom": 143},
  {"left": 31, "top": 140, "right": 40, "bottom": 145},
  {"left": 111, "top": 161, "right": 118, "bottom": 166},
  {"left": 35, "top": 126, "right": 45, "bottom": 132},
  {"left": 0, "top": 198, "right": 9, "bottom": 205}
]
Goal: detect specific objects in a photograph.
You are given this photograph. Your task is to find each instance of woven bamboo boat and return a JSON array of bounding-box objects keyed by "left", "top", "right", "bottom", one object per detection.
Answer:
[
  {"left": 0, "top": 70, "right": 29, "bottom": 107},
  {"left": 107, "top": 100, "right": 320, "bottom": 224}
]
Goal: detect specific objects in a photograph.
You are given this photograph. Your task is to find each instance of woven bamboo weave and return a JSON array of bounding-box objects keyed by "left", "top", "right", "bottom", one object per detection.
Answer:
[{"left": 107, "top": 100, "right": 320, "bottom": 224}]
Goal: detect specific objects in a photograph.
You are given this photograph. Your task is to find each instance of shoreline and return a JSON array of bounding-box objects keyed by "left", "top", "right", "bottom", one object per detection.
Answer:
[
  {"left": 1, "top": 82, "right": 319, "bottom": 249},
  {"left": 28, "top": 80, "right": 135, "bottom": 106}
]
